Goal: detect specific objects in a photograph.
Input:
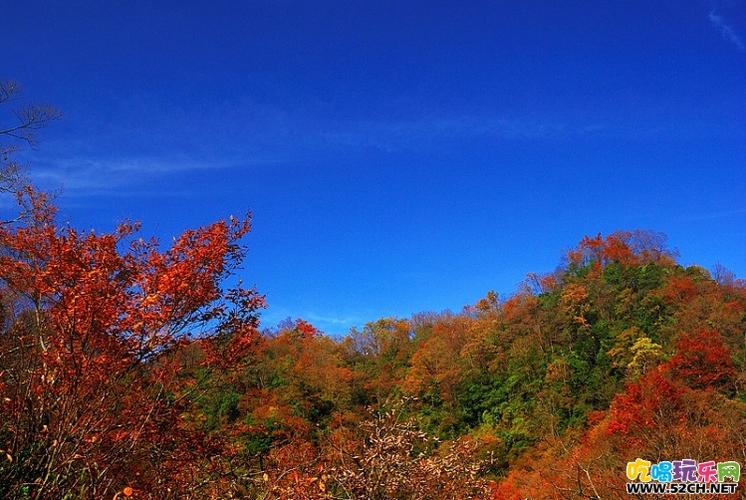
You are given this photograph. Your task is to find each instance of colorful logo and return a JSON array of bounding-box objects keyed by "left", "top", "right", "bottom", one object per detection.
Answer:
[{"left": 625, "top": 458, "right": 740, "bottom": 495}]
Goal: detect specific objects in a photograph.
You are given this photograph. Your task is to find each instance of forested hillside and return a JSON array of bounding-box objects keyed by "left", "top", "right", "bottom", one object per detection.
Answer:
[
  {"left": 5, "top": 0, "right": 746, "bottom": 496},
  {"left": 1, "top": 180, "right": 744, "bottom": 498},
  {"left": 1, "top": 76, "right": 744, "bottom": 500}
]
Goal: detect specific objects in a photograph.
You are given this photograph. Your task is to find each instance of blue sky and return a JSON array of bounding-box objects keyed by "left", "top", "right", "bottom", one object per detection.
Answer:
[{"left": 4, "top": 0, "right": 745, "bottom": 333}]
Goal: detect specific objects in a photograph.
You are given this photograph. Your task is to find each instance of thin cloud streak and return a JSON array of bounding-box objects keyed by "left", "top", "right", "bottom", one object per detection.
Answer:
[
  {"left": 26, "top": 114, "right": 610, "bottom": 196},
  {"left": 26, "top": 156, "right": 277, "bottom": 196},
  {"left": 306, "top": 312, "right": 362, "bottom": 328},
  {"left": 321, "top": 116, "right": 605, "bottom": 151},
  {"left": 259, "top": 308, "right": 362, "bottom": 335},
  {"left": 709, "top": 10, "right": 745, "bottom": 51}
]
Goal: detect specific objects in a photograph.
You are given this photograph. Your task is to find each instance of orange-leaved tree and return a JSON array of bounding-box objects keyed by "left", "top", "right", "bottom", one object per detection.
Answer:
[{"left": 0, "top": 186, "right": 264, "bottom": 498}]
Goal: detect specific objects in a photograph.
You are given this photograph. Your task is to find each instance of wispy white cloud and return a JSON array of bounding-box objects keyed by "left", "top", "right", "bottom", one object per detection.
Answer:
[
  {"left": 26, "top": 111, "right": 726, "bottom": 199},
  {"left": 306, "top": 312, "right": 362, "bottom": 329},
  {"left": 320, "top": 116, "right": 607, "bottom": 152},
  {"left": 25, "top": 155, "right": 276, "bottom": 196},
  {"left": 709, "top": 9, "right": 745, "bottom": 51},
  {"left": 22, "top": 108, "right": 614, "bottom": 197},
  {"left": 260, "top": 308, "right": 362, "bottom": 335}
]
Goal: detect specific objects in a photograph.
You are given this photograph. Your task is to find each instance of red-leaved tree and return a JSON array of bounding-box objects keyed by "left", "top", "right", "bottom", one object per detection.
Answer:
[{"left": 0, "top": 187, "right": 264, "bottom": 498}]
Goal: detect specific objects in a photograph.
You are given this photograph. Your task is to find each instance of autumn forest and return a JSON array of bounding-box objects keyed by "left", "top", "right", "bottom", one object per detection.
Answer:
[{"left": 0, "top": 80, "right": 744, "bottom": 499}]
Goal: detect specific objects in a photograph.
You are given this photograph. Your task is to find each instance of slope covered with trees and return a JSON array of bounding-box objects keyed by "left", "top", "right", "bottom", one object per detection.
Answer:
[{"left": 1, "top": 83, "right": 744, "bottom": 498}]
